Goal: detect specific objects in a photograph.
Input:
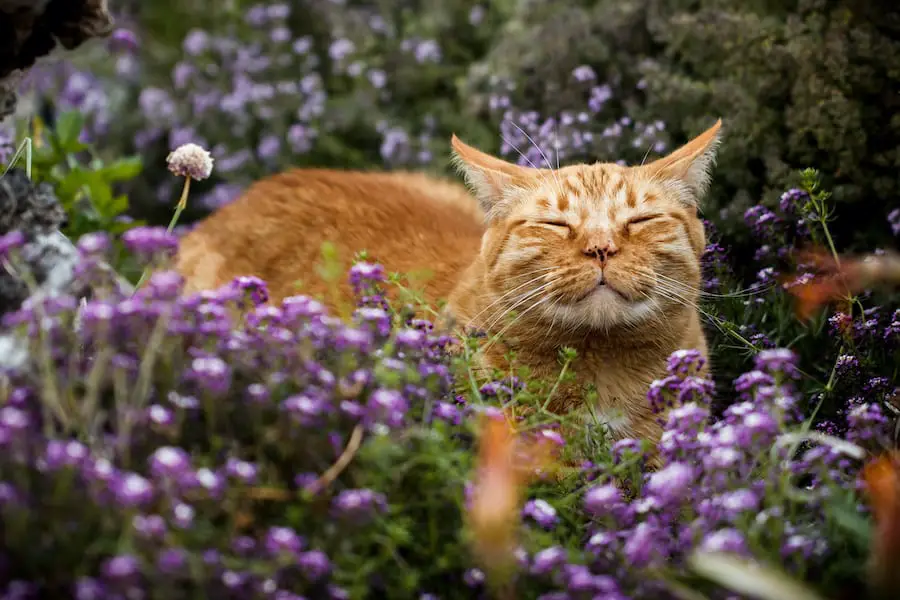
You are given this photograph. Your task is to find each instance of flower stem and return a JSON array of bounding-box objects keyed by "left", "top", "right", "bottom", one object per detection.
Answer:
[{"left": 134, "top": 177, "right": 191, "bottom": 291}]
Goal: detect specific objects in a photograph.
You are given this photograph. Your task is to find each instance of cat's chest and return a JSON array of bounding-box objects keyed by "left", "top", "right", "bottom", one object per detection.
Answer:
[
  {"left": 568, "top": 357, "right": 663, "bottom": 434},
  {"left": 572, "top": 356, "right": 659, "bottom": 400}
]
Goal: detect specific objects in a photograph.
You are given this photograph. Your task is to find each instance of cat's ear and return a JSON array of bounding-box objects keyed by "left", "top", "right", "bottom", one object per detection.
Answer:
[
  {"left": 450, "top": 134, "right": 536, "bottom": 217},
  {"left": 640, "top": 119, "right": 722, "bottom": 206}
]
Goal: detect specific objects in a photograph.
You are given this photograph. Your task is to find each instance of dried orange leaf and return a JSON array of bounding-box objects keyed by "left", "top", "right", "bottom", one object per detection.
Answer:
[
  {"left": 862, "top": 451, "right": 900, "bottom": 593},
  {"left": 467, "top": 414, "right": 558, "bottom": 580}
]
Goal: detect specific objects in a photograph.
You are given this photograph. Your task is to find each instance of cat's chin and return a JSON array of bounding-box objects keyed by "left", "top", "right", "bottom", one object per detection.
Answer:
[{"left": 544, "top": 288, "right": 659, "bottom": 331}]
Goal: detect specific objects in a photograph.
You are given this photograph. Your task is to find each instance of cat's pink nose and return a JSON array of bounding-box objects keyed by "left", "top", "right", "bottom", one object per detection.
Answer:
[{"left": 582, "top": 239, "right": 618, "bottom": 266}]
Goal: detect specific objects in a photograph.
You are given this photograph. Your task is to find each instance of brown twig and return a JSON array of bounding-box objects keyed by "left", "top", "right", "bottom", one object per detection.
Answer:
[{"left": 306, "top": 424, "right": 365, "bottom": 495}]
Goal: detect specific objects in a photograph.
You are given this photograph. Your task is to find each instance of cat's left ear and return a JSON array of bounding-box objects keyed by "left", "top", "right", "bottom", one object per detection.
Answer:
[
  {"left": 640, "top": 119, "right": 723, "bottom": 207},
  {"left": 450, "top": 134, "right": 538, "bottom": 218}
]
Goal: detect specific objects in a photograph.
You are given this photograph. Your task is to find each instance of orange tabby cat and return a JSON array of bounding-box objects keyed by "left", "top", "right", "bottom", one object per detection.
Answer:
[{"left": 176, "top": 119, "right": 722, "bottom": 450}]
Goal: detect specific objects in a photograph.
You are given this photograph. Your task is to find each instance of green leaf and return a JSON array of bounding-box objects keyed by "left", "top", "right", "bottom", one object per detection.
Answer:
[
  {"left": 54, "top": 111, "right": 87, "bottom": 153},
  {"left": 82, "top": 172, "right": 114, "bottom": 217},
  {"left": 688, "top": 552, "right": 827, "bottom": 600},
  {"left": 31, "top": 144, "right": 61, "bottom": 169},
  {"left": 100, "top": 156, "right": 143, "bottom": 182},
  {"left": 106, "top": 194, "right": 130, "bottom": 218},
  {"left": 826, "top": 502, "right": 873, "bottom": 546},
  {"left": 56, "top": 167, "right": 92, "bottom": 205}
]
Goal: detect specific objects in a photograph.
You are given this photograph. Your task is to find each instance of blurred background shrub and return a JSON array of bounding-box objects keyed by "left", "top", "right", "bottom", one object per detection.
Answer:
[{"left": 5, "top": 0, "right": 897, "bottom": 267}]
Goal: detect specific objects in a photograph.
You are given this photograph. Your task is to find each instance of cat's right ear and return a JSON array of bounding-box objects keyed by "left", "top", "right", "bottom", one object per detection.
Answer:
[{"left": 450, "top": 134, "right": 535, "bottom": 218}]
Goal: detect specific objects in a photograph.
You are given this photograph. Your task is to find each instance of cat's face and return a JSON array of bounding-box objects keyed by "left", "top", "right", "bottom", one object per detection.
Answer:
[{"left": 452, "top": 120, "right": 721, "bottom": 331}]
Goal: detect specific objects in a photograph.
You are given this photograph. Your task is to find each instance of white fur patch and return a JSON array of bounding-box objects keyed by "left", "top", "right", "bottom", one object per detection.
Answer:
[
  {"left": 542, "top": 290, "right": 659, "bottom": 331},
  {"left": 582, "top": 405, "right": 632, "bottom": 437}
]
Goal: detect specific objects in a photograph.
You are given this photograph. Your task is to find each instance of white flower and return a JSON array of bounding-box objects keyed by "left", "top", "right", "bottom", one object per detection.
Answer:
[{"left": 166, "top": 142, "right": 214, "bottom": 180}]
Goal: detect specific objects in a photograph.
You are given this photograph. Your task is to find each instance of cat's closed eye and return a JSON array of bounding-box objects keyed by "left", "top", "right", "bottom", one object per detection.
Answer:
[
  {"left": 539, "top": 220, "right": 570, "bottom": 229},
  {"left": 625, "top": 214, "right": 664, "bottom": 231}
]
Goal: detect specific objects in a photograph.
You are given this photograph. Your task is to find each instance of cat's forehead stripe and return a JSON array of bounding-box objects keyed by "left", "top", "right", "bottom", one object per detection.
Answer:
[{"left": 545, "top": 168, "right": 663, "bottom": 217}]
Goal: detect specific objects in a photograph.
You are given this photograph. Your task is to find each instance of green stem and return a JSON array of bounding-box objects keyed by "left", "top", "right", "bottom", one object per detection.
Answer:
[
  {"left": 820, "top": 217, "right": 841, "bottom": 268},
  {"left": 134, "top": 177, "right": 191, "bottom": 291}
]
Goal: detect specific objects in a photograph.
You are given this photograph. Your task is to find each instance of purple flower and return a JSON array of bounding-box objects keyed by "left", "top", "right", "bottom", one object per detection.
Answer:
[
  {"left": 367, "top": 388, "right": 408, "bottom": 427},
  {"left": 194, "top": 467, "right": 225, "bottom": 498},
  {"left": 109, "top": 28, "right": 139, "bottom": 52},
  {"left": 530, "top": 546, "right": 567, "bottom": 576},
  {"left": 298, "top": 550, "right": 331, "bottom": 581},
  {"left": 522, "top": 499, "right": 559, "bottom": 529},
  {"left": 846, "top": 402, "right": 890, "bottom": 446},
  {"left": 332, "top": 488, "right": 388, "bottom": 521},
  {"left": 232, "top": 535, "right": 257, "bottom": 556},
  {"left": 43, "top": 440, "right": 89, "bottom": 469},
  {"left": 585, "top": 530, "right": 618, "bottom": 556},
  {"left": 157, "top": 548, "right": 187, "bottom": 573},
  {"left": 122, "top": 226, "right": 179, "bottom": 258},
  {"left": 77, "top": 232, "right": 111, "bottom": 255},
  {"left": 572, "top": 65, "right": 596, "bottom": 81},
  {"left": 733, "top": 370, "right": 774, "bottom": 395},
  {"left": 187, "top": 356, "right": 231, "bottom": 394},
  {"left": 225, "top": 458, "right": 258, "bottom": 484},
  {"left": 147, "top": 405, "right": 175, "bottom": 428},
  {"left": 623, "top": 522, "right": 664, "bottom": 567},
  {"left": 183, "top": 29, "right": 209, "bottom": 55},
  {"left": 536, "top": 428, "right": 565, "bottom": 447},
  {"left": 265, "top": 526, "right": 305, "bottom": 555},
  {"left": 0, "top": 230, "right": 25, "bottom": 258},
  {"left": 782, "top": 534, "right": 822, "bottom": 560},
  {"left": 700, "top": 528, "right": 748, "bottom": 554},
  {"left": 0, "top": 406, "right": 30, "bottom": 435},
  {"left": 74, "top": 577, "right": 104, "bottom": 600},
  {"left": 463, "top": 568, "right": 485, "bottom": 587},
  {"left": 718, "top": 489, "right": 760, "bottom": 516},
  {"left": 394, "top": 328, "right": 426, "bottom": 349},
  {"left": 133, "top": 514, "right": 166, "bottom": 539},
  {"left": 584, "top": 483, "right": 623, "bottom": 518},
  {"left": 349, "top": 262, "right": 386, "bottom": 293},
  {"left": 744, "top": 205, "right": 779, "bottom": 239},
  {"left": 102, "top": 554, "right": 140, "bottom": 580},
  {"left": 779, "top": 188, "right": 808, "bottom": 214},
  {"left": 329, "top": 38, "right": 356, "bottom": 62},
  {"left": 646, "top": 462, "right": 694, "bottom": 504},
  {"left": 889, "top": 208, "right": 900, "bottom": 236},
  {"left": 283, "top": 392, "right": 329, "bottom": 425},
  {"left": 666, "top": 349, "right": 706, "bottom": 377},
  {"left": 149, "top": 446, "right": 192, "bottom": 479},
  {"left": 431, "top": 401, "right": 461, "bottom": 424},
  {"left": 755, "top": 348, "right": 799, "bottom": 379},
  {"left": 112, "top": 472, "right": 155, "bottom": 507}
]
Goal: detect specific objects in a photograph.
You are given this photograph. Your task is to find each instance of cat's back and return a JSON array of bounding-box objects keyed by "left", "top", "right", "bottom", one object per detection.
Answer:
[{"left": 175, "top": 168, "right": 485, "bottom": 306}]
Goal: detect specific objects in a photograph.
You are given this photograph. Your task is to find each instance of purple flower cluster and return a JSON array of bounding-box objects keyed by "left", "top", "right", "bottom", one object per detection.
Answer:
[
  {"left": 515, "top": 348, "right": 886, "bottom": 598},
  {"left": 482, "top": 68, "right": 670, "bottom": 168},
  {"left": 0, "top": 220, "right": 892, "bottom": 597},
  {"left": 0, "top": 229, "right": 465, "bottom": 597},
  {"left": 15, "top": 2, "right": 463, "bottom": 214}
]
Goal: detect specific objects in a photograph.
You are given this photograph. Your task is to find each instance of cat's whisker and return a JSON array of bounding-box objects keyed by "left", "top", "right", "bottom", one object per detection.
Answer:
[
  {"left": 464, "top": 267, "right": 557, "bottom": 327},
  {"left": 553, "top": 121, "right": 561, "bottom": 172},
  {"left": 481, "top": 269, "right": 585, "bottom": 335},
  {"left": 500, "top": 134, "right": 562, "bottom": 197},
  {"left": 508, "top": 121, "right": 565, "bottom": 198},
  {"left": 482, "top": 279, "right": 560, "bottom": 333},
  {"left": 652, "top": 271, "right": 772, "bottom": 300},
  {"left": 481, "top": 291, "right": 561, "bottom": 355},
  {"left": 649, "top": 281, "right": 724, "bottom": 330}
]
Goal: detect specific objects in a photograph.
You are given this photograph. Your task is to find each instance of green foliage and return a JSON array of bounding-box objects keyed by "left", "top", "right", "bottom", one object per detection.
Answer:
[
  {"left": 468, "top": 0, "right": 900, "bottom": 268},
  {"left": 4, "top": 112, "right": 145, "bottom": 240}
]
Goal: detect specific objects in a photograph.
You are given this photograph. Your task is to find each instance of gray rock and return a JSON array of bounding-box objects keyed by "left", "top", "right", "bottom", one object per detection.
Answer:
[
  {"left": 0, "top": 168, "right": 132, "bottom": 372},
  {"left": 0, "top": 0, "right": 113, "bottom": 119}
]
